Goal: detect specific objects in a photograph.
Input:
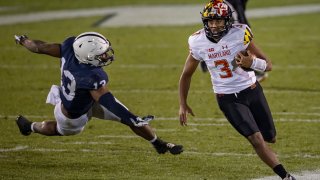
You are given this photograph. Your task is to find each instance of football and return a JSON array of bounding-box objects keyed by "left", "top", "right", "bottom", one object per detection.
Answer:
[
  {"left": 239, "top": 50, "right": 248, "bottom": 56},
  {"left": 237, "top": 50, "right": 252, "bottom": 71}
]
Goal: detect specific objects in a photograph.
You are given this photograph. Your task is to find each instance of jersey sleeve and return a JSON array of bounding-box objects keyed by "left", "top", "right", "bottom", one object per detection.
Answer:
[
  {"left": 61, "top": 37, "right": 75, "bottom": 57},
  {"left": 77, "top": 69, "right": 109, "bottom": 90},
  {"left": 188, "top": 32, "right": 203, "bottom": 61}
]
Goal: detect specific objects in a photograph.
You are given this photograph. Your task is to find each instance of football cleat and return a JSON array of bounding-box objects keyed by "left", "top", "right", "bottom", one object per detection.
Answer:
[
  {"left": 153, "top": 139, "right": 184, "bottom": 155},
  {"left": 283, "top": 174, "right": 296, "bottom": 180},
  {"left": 16, "top": 115, "right": 32, "bottom": 136}
]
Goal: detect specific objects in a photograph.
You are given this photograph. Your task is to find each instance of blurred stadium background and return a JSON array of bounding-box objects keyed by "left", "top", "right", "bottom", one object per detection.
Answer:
[{"left": 0, "top": 0, "right": 319, "bottom": 179}]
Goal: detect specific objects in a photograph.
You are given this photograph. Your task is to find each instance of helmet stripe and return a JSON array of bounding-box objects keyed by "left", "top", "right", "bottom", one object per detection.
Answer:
[{"left": 75, "top": 33, "right": 107, "bottom": 42}]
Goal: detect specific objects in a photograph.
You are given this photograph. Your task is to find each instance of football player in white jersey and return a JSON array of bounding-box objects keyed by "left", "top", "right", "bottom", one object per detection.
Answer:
[
  {"left": 178, "top": 0, "right": 295, "bottom": 179},
  {"left": 14, "top": 32, "right": 183, "bottom": 155},
  {"left": 199, "top": 0, "right": 268, "bottom": 82}
]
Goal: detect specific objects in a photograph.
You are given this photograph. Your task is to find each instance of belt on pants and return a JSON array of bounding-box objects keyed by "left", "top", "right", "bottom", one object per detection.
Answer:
[{"left": 216, "top": 83, "right": 257, "bottom": 98}]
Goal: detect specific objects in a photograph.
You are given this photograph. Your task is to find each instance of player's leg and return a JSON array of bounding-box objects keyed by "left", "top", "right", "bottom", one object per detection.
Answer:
[
  {"left": 247, "top": 133, "right": 295, "bottom": 179},
  {"left": 17, "top": 102, "right": 89, "bottom": 136},
  {"left": 91, "top": 102, "right": 183, "bottom": 154},
  {"left": 246, "top": 82, "right": 295, "bottom": 179},
  {"left": 216, "top": 92, "right": 295, "bottom": 179},
  {"left": 247, "top": 132, "right": 279, "bottom": 168},
  {"left": 129, "top": 117, "right": 183, "bottom": 155},
  {"left": 249, "top": 82, "right": 276, "bottom": 142},
  {"left": 31, "top": 120, "right": 59, "bottom": 136},
  {"left": 16, "top": 115, "right": 60, "bottom": 136}
]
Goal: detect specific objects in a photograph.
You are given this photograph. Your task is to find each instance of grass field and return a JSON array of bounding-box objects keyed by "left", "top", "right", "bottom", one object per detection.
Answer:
[{"left": 0, "top": 1, "right": 320, "bottom": 180}]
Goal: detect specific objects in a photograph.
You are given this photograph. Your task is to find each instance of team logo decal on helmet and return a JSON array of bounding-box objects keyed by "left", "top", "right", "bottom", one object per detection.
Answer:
[
  {"left": 73, "top": 32, "right": 115, "bottom": 67},
  {"left": 201, "top": 0, "right": 233, "bottom": 41}
]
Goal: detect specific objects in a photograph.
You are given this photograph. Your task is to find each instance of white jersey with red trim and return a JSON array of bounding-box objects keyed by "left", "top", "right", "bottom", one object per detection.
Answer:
[{"left": 188, "top": 24, "right": 256, "bottom": 94}]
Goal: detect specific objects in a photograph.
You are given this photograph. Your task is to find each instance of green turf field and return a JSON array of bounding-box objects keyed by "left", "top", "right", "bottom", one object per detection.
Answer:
[{"left": 0, "top": 1, "right": 319, "bottom": 180}]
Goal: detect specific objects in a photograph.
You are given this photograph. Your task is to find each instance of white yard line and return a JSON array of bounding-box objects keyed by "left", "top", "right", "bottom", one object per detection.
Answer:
[
  {"left": 252, "top": 170, "right": 320, "bottom": 180},
  {"left": 1, "top": 145, "right": 318, "bottom": 179},
  {"left": 0, "top": 145, "right": 28, "bottom": 152},
  {"left": 1, "top": 115, "right": 320, "bottom": 122},
  {"left": 1, "top": 145, "right": 319, "bottom": 159}
]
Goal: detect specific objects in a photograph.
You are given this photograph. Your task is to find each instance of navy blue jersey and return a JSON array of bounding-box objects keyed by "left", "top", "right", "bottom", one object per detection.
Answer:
[{"left": 59, "top": 37, "right": 108, "bottom": 118}]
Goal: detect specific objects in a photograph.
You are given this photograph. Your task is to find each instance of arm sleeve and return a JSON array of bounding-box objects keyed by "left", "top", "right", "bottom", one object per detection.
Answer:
[{"left": 98, "top": 92, "right": 141, "bottom": 126}]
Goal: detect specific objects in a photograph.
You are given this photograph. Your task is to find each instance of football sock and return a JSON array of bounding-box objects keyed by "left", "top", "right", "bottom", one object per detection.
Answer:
[
  {"left": 273, "top": 164, "right": 288, "bottom": 179},
  {"left": 30, "top": 122, "right": 36, "bottom": 132},
  {"left": 150, "top": 135, "right": 158, "bottom": 144}
]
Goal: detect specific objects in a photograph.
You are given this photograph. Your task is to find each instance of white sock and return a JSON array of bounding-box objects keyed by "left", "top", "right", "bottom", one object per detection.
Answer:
[
  {"left": 150, "top": 135, "right": 157, "bottom": 143},
  {"left": 30, "top": 122, "right": 36, "bottom": 132}
]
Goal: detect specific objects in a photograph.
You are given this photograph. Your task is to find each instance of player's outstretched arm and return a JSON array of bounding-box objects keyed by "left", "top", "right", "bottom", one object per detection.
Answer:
[
  {"left": 14, "top": 35, "right": 61, "bottom": 58},
  {"left": 90, "top": 85, "right": 149, "bottom": 127},
  {"left": 179, "top": 53, "right": 198, "bottom": 126}
]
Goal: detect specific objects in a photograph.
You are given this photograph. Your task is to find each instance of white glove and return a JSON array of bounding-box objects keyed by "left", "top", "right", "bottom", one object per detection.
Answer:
[{"left": 14, "top": 35, "right": 28, "bottom": 44}]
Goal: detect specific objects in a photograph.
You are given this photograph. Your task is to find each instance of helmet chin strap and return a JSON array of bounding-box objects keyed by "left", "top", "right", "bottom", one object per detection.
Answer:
[
  {"left": 204, "top": 23, "right": 226, "bottom": 43},
  {"left": 206, "top": 35, "right": 220, "bottom": 43}
]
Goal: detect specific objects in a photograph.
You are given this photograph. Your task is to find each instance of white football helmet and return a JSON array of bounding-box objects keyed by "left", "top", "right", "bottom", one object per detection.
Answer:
[{"left": 73, "top": 32, "right": 115, "bottom": 67}]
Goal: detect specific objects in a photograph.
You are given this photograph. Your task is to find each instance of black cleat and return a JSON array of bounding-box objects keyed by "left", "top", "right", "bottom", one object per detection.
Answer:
[
  {"left": 283, "top": 174, "right": 296, "bottom": 180},
  {"left": 153, "top": 139, "right": 183, "bottom": 155},
  {"left": 16, "top": 115, "right": 32, "bottom": 136}
]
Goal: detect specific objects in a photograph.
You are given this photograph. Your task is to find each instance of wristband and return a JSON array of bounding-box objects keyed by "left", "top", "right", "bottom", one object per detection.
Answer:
[{"left": 250, "top": 57, "right": 266, "bottom": 72}]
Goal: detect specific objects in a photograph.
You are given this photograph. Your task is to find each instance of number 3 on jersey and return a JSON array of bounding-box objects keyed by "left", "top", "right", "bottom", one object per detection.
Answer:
[
  {"left": 62, "top": 70, "right": 107, "bottom": 101},
  {"left": 214, "top": 59, "right": 233, "bottom": 78},
  {"left": 62, "top": 70, "right": 76, "bottom": 101}
]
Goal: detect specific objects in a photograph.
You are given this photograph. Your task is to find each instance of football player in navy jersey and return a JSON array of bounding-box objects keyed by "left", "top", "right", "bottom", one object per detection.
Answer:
[
  {"left": 14, "top": 32, "right": 183, "bottom": 155},
  {"left": 179, "top": 0, "right": 295, "bottom": 179}
]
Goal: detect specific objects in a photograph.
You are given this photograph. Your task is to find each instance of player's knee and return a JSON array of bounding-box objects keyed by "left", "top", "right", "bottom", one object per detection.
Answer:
[
  {"left": 262, "top": 131, "right": 276, "bottom": 143},
  {"left": 247, "top": 132, "right": 265, "bottom": 148},
  {"left": 265, "top": 137, "right": 276, "bottom": 143},
  {"left": 38, "top": 121, "right": 58, "bottom": 135}
]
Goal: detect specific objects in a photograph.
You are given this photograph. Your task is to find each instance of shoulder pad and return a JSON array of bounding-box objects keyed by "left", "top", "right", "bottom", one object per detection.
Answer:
[{"left": 244, "top": 26, "right": 253, "bottom": 45}]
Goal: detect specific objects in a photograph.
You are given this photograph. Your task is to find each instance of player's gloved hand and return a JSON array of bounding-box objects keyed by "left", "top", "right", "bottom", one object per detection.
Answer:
[
  {"left": 14, "top": 35, "right": 28, "bottom": 45},
  {"left": 130, "top": 115, "right": 154, "bottom": 127},
  {"left": 141, "top": 115, "right": 155, "bottom": 122}
]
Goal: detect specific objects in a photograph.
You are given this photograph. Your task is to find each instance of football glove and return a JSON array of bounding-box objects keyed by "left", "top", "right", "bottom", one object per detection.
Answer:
[{"left": 14, "top": 35, "right": 28, "bottom": 44}]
